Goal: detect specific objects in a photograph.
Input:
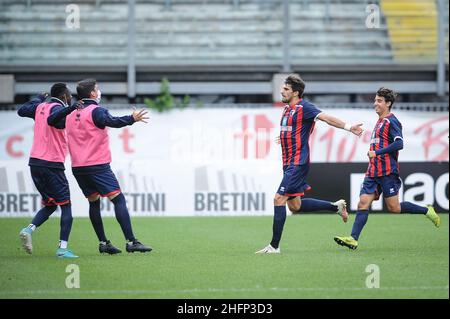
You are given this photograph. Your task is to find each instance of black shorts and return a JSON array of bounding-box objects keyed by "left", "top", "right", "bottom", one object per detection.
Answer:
[
  {"left": 73, "top": 168, "right": 121, "bottom": 198},
  {"left": 277, "top": 164, "right": 312, "bottom": 197},
  {"left": 30, "top": 166, "right": 70, "bottom": 206}
]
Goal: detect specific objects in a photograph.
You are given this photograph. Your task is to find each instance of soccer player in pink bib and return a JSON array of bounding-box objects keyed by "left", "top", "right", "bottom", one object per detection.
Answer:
[
  {"left": 18, "top": 83, "right": 79, "bottom": 258},
  {"left": 65, "top": 79, "right": 152, "bottom": 254}
]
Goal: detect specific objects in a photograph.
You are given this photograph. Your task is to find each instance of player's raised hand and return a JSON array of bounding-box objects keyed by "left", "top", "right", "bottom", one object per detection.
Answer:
[
  {"left": 350, "top": 123, "right": 364, "bottom": 137},
  {"left": 132, "top": 107, "right": 149, "bottom": 123},
  {"left": 275, "top": 135, "right": 281, "bottom": 145},
  {"left": 75, "top": 100, "right": 84, "bottom": 109},
  {"left": 39, "top": 92, "right": 49, "bottom": 100}
]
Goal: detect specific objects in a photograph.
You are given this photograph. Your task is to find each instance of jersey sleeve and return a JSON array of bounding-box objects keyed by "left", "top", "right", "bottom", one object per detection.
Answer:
[
  {"left": 47, "top": 104, "right": 76, "bottom": 129},
  {"left": 92, "top": 107, "right": 135, "bottom": 129},
  {"left": 17, "top": 94, "right": 47, "bottom": 119},
  {"left": 389, "top": 117, "right": 403, "bottom": 141},
  {"left": 302, "top": 102, "right": 322, "bottom": 121}
]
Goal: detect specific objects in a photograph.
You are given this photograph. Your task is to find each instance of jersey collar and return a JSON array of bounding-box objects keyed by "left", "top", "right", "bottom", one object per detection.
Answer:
[
  {"left": 81, "top": 98, "right": 99, "bottom": 106},
  {"left": 287, "top": 98, "right": 303, "bottom": 109},
  {"left": 378, "top": 112, "right": 393, "bottom": 121},
  {"left": 50, "top": 97, "right": 68, "bottom": 107}
]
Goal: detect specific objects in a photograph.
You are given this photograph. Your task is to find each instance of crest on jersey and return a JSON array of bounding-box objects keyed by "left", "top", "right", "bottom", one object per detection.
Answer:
[
  {"left": 378, "top": 122, "right": 383, "bottom": 129},
  {"left": 290, "top": 110, "right": 296, "bottom": 116}
]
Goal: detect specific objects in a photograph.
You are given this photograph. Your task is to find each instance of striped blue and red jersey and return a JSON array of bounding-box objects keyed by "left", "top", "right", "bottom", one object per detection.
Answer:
[
  {"left": 280, "top": 100, "right": 322, "bottom": 166},
  {"left": 366, "top": 113, "right": 403, "bottom": 177}
]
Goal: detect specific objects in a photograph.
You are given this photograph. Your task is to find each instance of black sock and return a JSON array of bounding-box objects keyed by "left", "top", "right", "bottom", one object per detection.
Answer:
[
  {"left": 299, "top": 198, "right": 337, "bottom": 212},
  {"left": 59, "top": 204, "right": 73, "bottom": 242},
  {"left": 351, "top": 210, "right": 369, "bottom": 241},
  {"left": 111, "top": 193, "right": 135, "bottom": 242},
  {"left": 400, "top": 202, "right": 428, "bottom": 214},
  {"left": 89, "top": 199, "right": 107, "bottom": 242},
  {"left": 31, "top": 205, "right": 57, "bottom": 227},
  {"left": 270, "top": 206, "right": 287, "bottom": 249}
]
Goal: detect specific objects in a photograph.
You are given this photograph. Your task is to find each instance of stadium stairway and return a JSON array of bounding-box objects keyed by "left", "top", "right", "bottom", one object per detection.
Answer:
[{"left": 381, "top": 0, "right": 449, "bottom": 63}]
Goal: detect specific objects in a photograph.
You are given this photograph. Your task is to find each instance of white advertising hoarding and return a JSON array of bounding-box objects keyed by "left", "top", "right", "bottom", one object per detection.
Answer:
[{"left": 0, "top": 108, "right": 448, "bottom": 216}]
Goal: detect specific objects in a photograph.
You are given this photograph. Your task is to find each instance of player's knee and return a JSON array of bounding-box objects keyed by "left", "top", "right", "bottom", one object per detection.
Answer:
[
  {"left": 47, "top": 205, "right": 58, "bottom": 213},
  {"left": 273, "top": 194, "right": 287, "bottom": 206},
  {"left": 386, "top": 202, "right": 401, "bottom": 213},
  {"left": 358, "top": 201, "right": 370, "bottom": 210},
  {"left": 287, "top": 202, "right": 300, "bottom": 213},
  {"left": 88, "top": 194, "right": 100, "bottom": 202}
]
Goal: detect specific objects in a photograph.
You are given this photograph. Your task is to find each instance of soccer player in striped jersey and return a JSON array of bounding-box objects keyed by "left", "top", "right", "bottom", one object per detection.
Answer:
[
  {"left": 18, "top": 83, "right": 79, "bottom": 258},
  {"left": 334, "top": 87, "right": 440, "bottom": 250},
  {"left": 256, "top": 74, "right": 364, "bottom": 254}
]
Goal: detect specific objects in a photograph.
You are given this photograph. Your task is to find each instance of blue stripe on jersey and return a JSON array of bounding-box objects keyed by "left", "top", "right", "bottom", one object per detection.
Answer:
[
  {"left": 366, "top": 113, "right": 402, "bottom": 177},
  {"left": 280, "top": 101, "right": 321, "bottom": 166}
]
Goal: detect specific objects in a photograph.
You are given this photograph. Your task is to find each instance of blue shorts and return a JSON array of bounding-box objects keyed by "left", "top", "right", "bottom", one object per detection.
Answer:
[
  {"left": 360, "top": 174, "right": 402, "bottom": 200},
  {"left": 277, "top": 164, "right": 311, "bottom": 197},
  {"left": 73, "top": 169, "right": 121, "bottom": 198},
  {"left": 30, "top": 166, "right": 70, "bottom": 206}
]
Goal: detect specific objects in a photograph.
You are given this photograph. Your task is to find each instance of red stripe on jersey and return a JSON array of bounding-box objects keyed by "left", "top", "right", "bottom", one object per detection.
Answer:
[
  {"left": 293, "top": 107, "right": 303, "bottom": 165},
  {"left": 307, "top": 120, "right": 316, "bottom": 164},
  {"left": 368, "top": 119, "right": 381, "bottom": 177},
  {"left": 285, "top": 109, "right": 294, "bottom": 165},
  {"left": 367, "top": 142, "right": 374, "bottom": 177},
  {"left": 382, "top": 120, "right": 391, "bottom": 175},
  {"left": 375, "top": 124, "right": 383, "bottom": 177},
  {"left": 280, "top": 107, "right": 288, "bottom": 165}
]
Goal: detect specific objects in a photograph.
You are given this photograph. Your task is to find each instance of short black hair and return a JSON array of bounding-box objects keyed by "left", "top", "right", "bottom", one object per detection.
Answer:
[
  {"left": 285, "top": 74, "right": 305, "bottom": 98},
  {"left": 376, "top": 87, "right": 397, "bottom": 110},
  {"left": 50, "top": 83, "right": 69, "bottom": 100},
  {"left": 77, "top": 78, "right": 97, "bottom": 99}
]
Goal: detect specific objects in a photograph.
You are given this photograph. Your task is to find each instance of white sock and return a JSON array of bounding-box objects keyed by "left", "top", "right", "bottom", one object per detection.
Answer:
[
  {"left": 59, "top": 240, "right": 68, "bottom": 249},
  {"left": 28, "top": 224, "right": 36, "bottom": 232},
  {"left": 100, "top": 241, "right": 107, "bottom": 245}
]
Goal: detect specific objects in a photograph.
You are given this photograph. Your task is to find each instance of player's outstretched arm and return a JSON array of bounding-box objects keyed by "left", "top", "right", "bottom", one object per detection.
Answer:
[
  {"left": 47, "top": 101, "right": 81, "bottom": 128},
  {"left": 317, "top": 113, "right": 364, "bottom": 137},
  {"left": 92, "top": 106, "right": 148, "bottom": 129},
  {"left": 17, "top": 92, "right": 48, "bottom": 119}
]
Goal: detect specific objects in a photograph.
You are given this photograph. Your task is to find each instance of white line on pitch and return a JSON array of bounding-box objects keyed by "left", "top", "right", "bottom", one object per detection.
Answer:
[{"left": 0, "top": 286, "right": 448, "bottom": 296}]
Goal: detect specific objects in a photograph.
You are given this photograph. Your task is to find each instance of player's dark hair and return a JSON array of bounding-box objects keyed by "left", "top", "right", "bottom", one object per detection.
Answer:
[
  {"left": 376, "top": 87, "right": 397, "bottom": 110},
  {"left": 285, "top": 74, "right": 305, "bottom": 98},
  {"left": 77, "top": 78, "right": 97, "bottom": 99},
  {"left": 50, "top": 83, "right": 69, "bottom": 101}
]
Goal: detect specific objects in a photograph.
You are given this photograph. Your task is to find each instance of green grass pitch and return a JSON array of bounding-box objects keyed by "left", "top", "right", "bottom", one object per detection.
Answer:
[{"left": 0, "top": 214, "right": 448, "bottom": 299}]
